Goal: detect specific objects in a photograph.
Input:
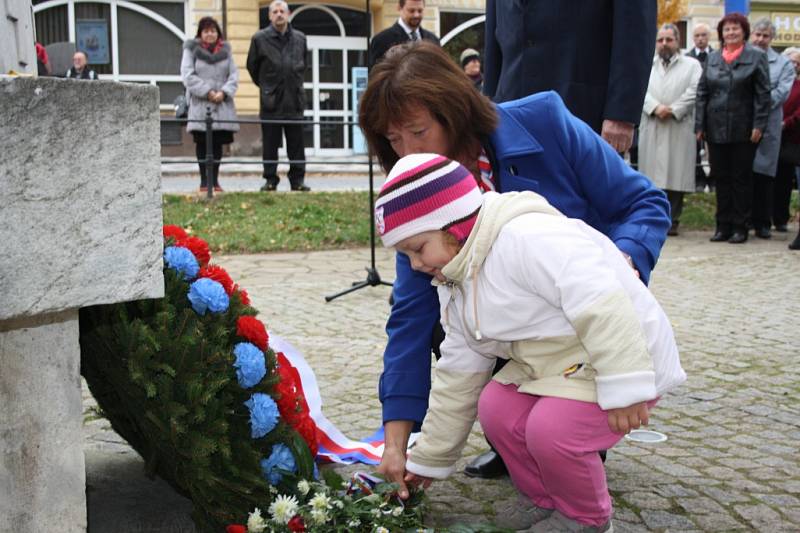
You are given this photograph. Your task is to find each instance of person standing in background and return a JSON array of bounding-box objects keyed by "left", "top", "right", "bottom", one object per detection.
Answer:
[
  {"left": 639, "top": 24, "right": 703, "bottom": 237},
  {"left": 368, "top": 0, "right": 440, "bottom": 68},
  {"left": 750, "top": 18, "right": 795, "bottom": 240},
  {"left": 247, "top": 0, "right": 310, "bottom": 192},
  {"left": 687, "top": 23, "right": 714, "bottom": 192},
  {"left": 65, "top": 51, "right": 97, "bottom": 79}
]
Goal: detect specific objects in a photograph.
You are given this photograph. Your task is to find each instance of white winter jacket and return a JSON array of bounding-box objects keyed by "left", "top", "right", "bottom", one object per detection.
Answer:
[{"left": 406, "top": 191, "right": 685, "bottom": 480}]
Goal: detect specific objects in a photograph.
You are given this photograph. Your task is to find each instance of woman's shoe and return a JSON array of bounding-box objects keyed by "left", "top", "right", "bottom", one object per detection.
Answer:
[
  {"left": 213, "top": 185, "right": 224, "bottom": 193},
  {"left": 199, "top": 186, "right": 208, "bottom": 193},
  {"left": 789, "top": 235, "right": 800, "bottom": 250},
  {"left": 728, "top": 232, "right": 748, "bottom": 244}
]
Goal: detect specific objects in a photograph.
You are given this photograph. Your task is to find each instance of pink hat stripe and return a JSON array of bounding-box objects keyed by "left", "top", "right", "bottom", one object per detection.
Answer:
[
  {"left": 443, "top": 208, "right": 481, "bottom": 242},
  {"left": 382, "top": 177, "right": 477, "bottom": 234},
  {"left": 378, "top": 161, "right": 470, "bottom": 218},
  {"left": 379, "top": 190, "right": 482, "bottom": 246},
  {"left": 377, "top": 155, "right": 450, "bottom": 199}
]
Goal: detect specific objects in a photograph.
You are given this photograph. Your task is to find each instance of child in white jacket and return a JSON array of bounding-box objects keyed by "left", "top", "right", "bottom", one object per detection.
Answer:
[{"left": 374, "top": 153, "right": 686, "bottom": 532}]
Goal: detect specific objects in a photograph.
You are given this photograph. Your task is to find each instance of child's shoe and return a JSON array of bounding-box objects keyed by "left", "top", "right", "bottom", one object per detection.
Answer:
[
  {"left": 493, "top": 494, "right": 553, "bottom": 530},
  {"left": 529, "top": 510, "right": 613, "bottom": 532}
]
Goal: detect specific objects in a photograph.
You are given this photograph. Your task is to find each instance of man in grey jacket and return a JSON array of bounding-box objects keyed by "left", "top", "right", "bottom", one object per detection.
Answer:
[
  {"left": 247, "top": 0, "right": 310, "bottom": 191},
  {"left": 750, "top": 18, "right": 795, "bottom": 239}
]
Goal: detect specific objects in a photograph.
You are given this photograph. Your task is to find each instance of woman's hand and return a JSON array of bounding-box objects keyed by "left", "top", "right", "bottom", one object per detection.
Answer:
[
  {"left": 404, "top": 472, "right": 433, "bottom": 491},
  {"left": 607, "top": 401, "right": 650, "bottom": 434},
  {"left": 751, "top": 128, "right": 763, "bottom": 143},
  {"left": 377, "top": 446, "right": 410, "bottom": 499}
]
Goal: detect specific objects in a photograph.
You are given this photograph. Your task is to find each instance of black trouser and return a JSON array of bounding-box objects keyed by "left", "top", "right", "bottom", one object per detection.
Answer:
[
  {"left": 261, "top": 120, "right": 306, "bottom": 188},
  {"left": 666, "top": 190, "right": 685, "bottom": 226},
  {"left": 752, "top": 172, "right": 774, "bottom": 231},
  {"left": 773, "top": 160, "right": 797, "bottom": 227},
  {"left": 194, "top": 133, "right": 225, "bottom": 188},
  {"left": 708, "top": 142, "right": 757, "bottom": 233}
]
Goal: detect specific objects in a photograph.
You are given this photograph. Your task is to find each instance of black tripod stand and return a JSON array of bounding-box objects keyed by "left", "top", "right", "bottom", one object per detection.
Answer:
[
  {"left": 325, "top": 1, "right": 393, "bottom": 302},
  {"left": 325, "top": 155, "right": 393, "bottom": 302}
]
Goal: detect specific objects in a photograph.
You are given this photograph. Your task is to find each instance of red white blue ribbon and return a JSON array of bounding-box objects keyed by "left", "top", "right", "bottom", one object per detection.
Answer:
[{"left": 270, "top": 334, "right": 419, "bottom": 465}]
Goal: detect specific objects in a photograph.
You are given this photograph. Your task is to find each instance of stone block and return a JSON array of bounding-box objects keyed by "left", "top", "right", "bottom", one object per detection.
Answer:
[
  {"left": 0, "top": 78, "right": 164, "bottom": 321},
  {"left": 0, "top": 311, "right": 85, "bottom": 532}
]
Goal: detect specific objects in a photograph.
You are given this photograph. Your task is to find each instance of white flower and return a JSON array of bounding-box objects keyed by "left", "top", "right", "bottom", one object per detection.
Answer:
[
  {"left": 371, "top": 508, "right": 381, "bottom": 517},
  {"left": 333, "top": 499, "right": 344, "bottom": 509},
  {"left": 309, "top": 509, "right": 329, "bottom": 525},
  {"left": 347, "top": 519, "right": 361, "bottom": 528},
  {"left": 392, "top": 506, "right": 403, "bottom": 517},
  {"left": 375, "top": 527, "right": 390, "bottom": 533},
  {"left": 297, "top": 479, "right": 311, "bottom": 496},
  {"left": 309, "top": 493, "right": 332, "bottom": 512},
  {"left": 268, "top": 494, "right": 299, "bottom": 525},
  {"left": 247, "top": 508, "right": 267, "bottom": 533},
  {"left": 268, "top": 485, "right": 278, "bottom": 495}
]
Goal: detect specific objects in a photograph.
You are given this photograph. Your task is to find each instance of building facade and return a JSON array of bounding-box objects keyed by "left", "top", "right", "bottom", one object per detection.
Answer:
[{"left": 32, "top": 0, "right": 800, "bottom": 155}]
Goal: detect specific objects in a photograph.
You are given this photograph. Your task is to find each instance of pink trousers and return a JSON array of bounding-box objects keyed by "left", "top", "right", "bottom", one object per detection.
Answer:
[{"left": 478, "top": 381, "right": 639, "bottom": 527}]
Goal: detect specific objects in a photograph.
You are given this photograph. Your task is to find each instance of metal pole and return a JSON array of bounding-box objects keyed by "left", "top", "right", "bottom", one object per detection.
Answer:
[{"left": 205, "top": 106, "right": 214, "bottom": 199}]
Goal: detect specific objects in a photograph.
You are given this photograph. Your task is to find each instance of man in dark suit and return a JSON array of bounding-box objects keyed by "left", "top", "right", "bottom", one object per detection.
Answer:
[
  {"left": 368, "top": 0, "right": 440, "bottom": 68},
  {"left": 483, "top": 0, "right": 657, "bottom": 154},
  {"left": 686, "top": 23, "right": 714, "bottom": 192}
]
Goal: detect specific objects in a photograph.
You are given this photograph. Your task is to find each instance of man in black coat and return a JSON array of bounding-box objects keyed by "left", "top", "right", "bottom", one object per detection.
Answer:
[
  {"left": 686, "top": 23, "right": 714, "bottom": 191},
  {"left": 368, "top": 0, "right": 440, "bottom": 68},
  {"left": 483, "top": 0, "right": 657, "bottom": 154},
  {"left": 247, "top": 0, "right": 310, "bottom": 191}
]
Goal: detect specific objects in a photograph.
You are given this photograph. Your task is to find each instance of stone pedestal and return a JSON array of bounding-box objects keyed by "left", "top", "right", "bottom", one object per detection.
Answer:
[{"left": 0, "top": 77, "right": 164, "bottom": 532}]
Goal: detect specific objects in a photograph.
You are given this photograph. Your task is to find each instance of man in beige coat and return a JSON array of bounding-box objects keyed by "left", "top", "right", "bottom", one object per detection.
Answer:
[{"left": 639, "top": 24, "right": 703, "bottom": 236}]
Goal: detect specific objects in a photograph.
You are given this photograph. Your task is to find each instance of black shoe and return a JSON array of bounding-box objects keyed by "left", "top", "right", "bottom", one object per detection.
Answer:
[
  {"left": 291, "top": 185, "right": 311, "bottom": 192},
  {"left": 463, "top": 450, "right": 508, "bottom": 479},
  {"left": 728, "top": 232, "right": 748, "bottom": 244},
  {"left": 710, "top": 231, "right": 732, "bottom": 242},
  {"left": 789, "top": 236, "right": 800, "bottom": 250},
  {"left": 774, "top": 224, "right": 788, "bottom": 233},
  {"left": 667, "top": 223, "right": 679, "bottom": 236},
  {"left": 754, "top": 227, "right": 771, "bottom": 239},
  {"left": 261, "top": 182, "right": 278, "bottom": 191},
  {"left": 599, "top": 450, "right": 607, "bottom": 463}
]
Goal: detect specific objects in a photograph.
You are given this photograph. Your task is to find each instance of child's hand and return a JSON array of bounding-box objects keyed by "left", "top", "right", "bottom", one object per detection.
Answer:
[
  {"left": 404, "top": 472, "right": 434, "bottom": 490},
  {"left": 607, "top": 401, "right": 650, "bottom": 434}
]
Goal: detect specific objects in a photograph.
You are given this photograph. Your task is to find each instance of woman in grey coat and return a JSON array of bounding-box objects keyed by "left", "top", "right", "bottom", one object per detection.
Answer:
[{"left": 181, "top": 17, "right": 239, "bottom": 192}]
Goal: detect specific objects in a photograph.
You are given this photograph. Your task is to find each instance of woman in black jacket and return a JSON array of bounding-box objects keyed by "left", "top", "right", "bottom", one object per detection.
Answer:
[{"left": 696, "top": 13, "right": 770, "bottom": 243}]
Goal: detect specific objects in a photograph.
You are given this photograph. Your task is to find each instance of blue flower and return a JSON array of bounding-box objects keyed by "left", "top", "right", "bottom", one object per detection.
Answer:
[
  {"left": 164, "top": 246, "right": 199, "bottom": 281},
  {"left": 233, "top": 342, "right": 266, "bottom": 389},
  {"left": 187, "top": 278, "right": 229, "bottom": 315},
  {"left": 244, "top": 392, "right": 279, "bottom": 439},
  {"left": 260, "top": 443, "right": 297, "bottom": 485}
]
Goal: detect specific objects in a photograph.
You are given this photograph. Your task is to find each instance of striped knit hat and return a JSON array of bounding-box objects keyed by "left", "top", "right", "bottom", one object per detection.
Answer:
[{"left": 374, "top": 154, "right": 482, "bottom": 248}]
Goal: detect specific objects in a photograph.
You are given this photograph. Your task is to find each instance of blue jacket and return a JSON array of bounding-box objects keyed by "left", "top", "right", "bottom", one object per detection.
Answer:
[{"left": 381, "top": 91, "right": 671, "bottom": 427}]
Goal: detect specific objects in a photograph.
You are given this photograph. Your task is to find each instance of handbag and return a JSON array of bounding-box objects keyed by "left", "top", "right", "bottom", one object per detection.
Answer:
[
  {"left": 779, "top": 139, "right": 800, "bottom": 166},
  {"left": 173, "top": 94, "right": 189, "bottom": 119}
]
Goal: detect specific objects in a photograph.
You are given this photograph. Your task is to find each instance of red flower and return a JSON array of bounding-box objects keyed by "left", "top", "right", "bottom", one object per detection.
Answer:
[
  {"left": 236, "top": 316, "right": 269, "bottom": 352},
  {"left": 198, "top": 265, "right": 234, "bottom": 295},
  {"left": 233, "top": 284, "right": 250, "bottom": 306},
  {"left": 226, "top": 525, "right": 246, "bottom": 533},
  {"left": 176, "top": 236, "right": 211, "bottom": 266},
  {"left": 287, "top": 515, "right": 306, "bottom": 532},
  {"left": 295, "top": 415, "right": 319, "bottom": 457},
  {"left": 163, "top": 225, "right": 188, "bottom": 242}
]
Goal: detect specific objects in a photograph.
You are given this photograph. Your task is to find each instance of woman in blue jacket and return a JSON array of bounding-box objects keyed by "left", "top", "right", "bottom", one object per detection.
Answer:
[{"left": 358, "top": 42, "right": 670, "bottom": 499}]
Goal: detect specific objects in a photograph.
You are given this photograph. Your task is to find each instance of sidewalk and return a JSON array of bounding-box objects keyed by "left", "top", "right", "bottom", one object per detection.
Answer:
[{"left": 84, "top": 230, "right": 800, "bottom": 531}]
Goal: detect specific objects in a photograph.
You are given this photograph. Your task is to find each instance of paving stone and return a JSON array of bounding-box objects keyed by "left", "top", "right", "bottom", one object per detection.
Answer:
[
  {"left": 639, "top": 510, "right": 698, "bottom": 530},
  {"left": 675, "top": 496, "right": 728, "bottom": 514},
  {"left": 620, "top": 492, "right": 674, "bottom": 511}
]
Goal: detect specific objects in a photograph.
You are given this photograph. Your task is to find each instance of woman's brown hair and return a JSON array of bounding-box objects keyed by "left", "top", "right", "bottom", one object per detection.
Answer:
[
  {"left": 359, "top": 41, "right": 498, "bottom": 173},
  {"left": 717, "top": 12, "right": 750, "bottom": 43}
]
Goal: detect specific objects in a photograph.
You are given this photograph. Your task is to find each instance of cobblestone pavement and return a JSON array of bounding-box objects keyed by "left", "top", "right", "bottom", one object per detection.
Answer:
[{"left": 83, "top": 229, "right": 800, "bottom": 532}]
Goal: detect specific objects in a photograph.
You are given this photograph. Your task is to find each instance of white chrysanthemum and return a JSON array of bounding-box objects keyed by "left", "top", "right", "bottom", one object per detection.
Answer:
[
  {"left": 370, "top": 508, "right": 381, "bottom": 517},
  {"left": 375, "top": 527, "right": 390, "bottom": 533},
  {"left": 268, "top": 494, "right": 299, "bottom": 525},
  {"left": 309, "top": 509, "right": 329, "bottom": 525},
  {"left": 297, "top": 479, "right": 311, "bottom": 496},
  {"left": 392, "top": 506, "right": 403, "bottom": 517},
  {"left": 309, "top": 493, "right": 332, "bottom": 512},
  {"left": 333, "top": 499, "right": 344, "bottom": 509},
  {"left": 247, "top": 508, "right": 267, "bottom": 533},
  {"left": 347, "top": 519, "right": 361, "bottom": 528},
  {"left": 268, "top": 485, "right": 278, "bottom": 495}
]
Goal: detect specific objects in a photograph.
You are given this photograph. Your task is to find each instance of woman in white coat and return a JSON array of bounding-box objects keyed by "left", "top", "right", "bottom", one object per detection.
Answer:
[
  {"left": 639, "top": 24, "right": 703, "bottom": 236},
  {"left": 181, "top": 17, "right": 239, "bottom": 192}
]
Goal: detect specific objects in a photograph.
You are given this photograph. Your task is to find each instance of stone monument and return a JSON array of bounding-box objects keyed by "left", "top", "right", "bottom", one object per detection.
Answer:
[
  {"left": 1, "top": 0, "right": 36, "bottom": 75},
  {"left": 0, "top": 76, "right": 164, "bottom": 531}
]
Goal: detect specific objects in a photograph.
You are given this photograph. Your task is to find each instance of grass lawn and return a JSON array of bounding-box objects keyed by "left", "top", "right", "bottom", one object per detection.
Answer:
[{"left": 163, "top": 190, "right": 797, "bottom": 254}]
